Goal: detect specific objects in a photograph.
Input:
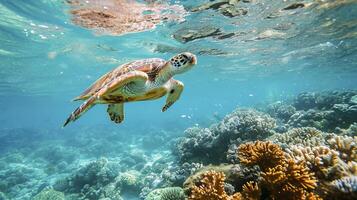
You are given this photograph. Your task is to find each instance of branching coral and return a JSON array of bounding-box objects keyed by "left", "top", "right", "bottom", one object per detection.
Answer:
[
  {"left": 327, "top": 135, "right": 357, "bottom": 163},
  {"left": 238, "top": 141, "right": 319, "bottom": 200},
  {"left": 262, "top": 159, "right": 317, "bottom": 194},
  {"left": 287, "top": 145, "right": 356, "bottom": 181},
  {"left": 238, "top": 141, "right": 285, "bottom": 171},
  {"left": 241, "top": 181, "right": 261, "bottom": 200},
  {"left": 268, "top": 127, "right": 326, "bottom": 148},
  {"left": 188, "top": 170, "right": 239, "bottom": 200},
  {"left": 321, "top": 176, "right": 357, "bottom": 200},
  {"left": 260, "top": 159, "right": 318, "bottom": 200}
]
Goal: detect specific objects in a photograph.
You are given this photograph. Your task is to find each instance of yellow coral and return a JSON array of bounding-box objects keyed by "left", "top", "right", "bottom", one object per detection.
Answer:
[
  {"left": 238, "top": 141, "right": 285, "bottom": 171},
  {"left": 188, "top": 170, "right": 242, "bottom": 200}
]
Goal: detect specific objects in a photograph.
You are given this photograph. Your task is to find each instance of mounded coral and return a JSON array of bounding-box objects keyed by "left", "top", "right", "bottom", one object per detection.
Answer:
[
  {"left": 213, "top": 109, "right": 276, "bottom": 141},
  {"left": 266, "top": 101, "right": 296, "bottom": 122},
  {"left": 54, "top": 158, "right": 121, "bottom": 200},
  {"left": 289, "top": 91, "right": 357, "bottom": 131},
  {"left": 33, "top": 189, "right": 64, "bottom": 200},
  {"left": 322, "top": 176, "right": 357, "bottom": 200},
  {"left": 176, "top": 109, "right": 276, "bottom": 164},
  {"left": 268, "top": 127, "right": 327, "bottom": 148},
  {"left": 145, "top": 187, "right": 185, "bottom": 200},
  {"left": 117, "top": 170, "right": 142, "bottom": 192}
]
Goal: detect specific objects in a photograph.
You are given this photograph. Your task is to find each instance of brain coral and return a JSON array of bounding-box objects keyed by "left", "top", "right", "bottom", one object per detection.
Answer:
[{"left": 145, "top": 187, "right": 185, "bottom": 200}]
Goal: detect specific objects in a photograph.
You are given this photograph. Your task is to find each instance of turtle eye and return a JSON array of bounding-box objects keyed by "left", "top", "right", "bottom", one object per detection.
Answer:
[{"left": 181, "top": 54, "right": 189, "bottom": 60}]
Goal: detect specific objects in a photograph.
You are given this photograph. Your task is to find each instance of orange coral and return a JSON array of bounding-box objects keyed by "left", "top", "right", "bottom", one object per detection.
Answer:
[
  {"left": 237, "top": 141, "right": 319, "bottom": 200},
  {"left": 188, "top": 170, "right": 242, "bottom": 200},
  {"left": 261, "top": 159, "right": 317, "bottom": 199},
  {"left": 241, "top": 181, "right": 261, "bottom": 200},
  {"left": 238, "top": 141, "right": 285, "bottom": 171}
]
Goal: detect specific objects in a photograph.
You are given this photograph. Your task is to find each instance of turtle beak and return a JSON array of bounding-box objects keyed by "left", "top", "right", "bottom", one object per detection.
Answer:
[{"left": 190, "top": 55, "right": 197, "bottom": 65}]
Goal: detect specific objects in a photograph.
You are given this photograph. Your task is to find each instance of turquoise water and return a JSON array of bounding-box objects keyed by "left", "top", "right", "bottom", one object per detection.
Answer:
[{"left": 0, "top": 0, "right": 356, "bottom": 199}]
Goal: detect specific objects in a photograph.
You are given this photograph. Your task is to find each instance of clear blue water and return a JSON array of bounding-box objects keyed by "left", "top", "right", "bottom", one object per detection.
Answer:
[{"left": 0, "top": 0, "right": 356, "bottom": 199}]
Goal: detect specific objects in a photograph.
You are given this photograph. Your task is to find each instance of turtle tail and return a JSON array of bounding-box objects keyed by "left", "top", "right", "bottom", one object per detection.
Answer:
[{"left": 63, "top": 95, "right": 97, "bottom": 127}]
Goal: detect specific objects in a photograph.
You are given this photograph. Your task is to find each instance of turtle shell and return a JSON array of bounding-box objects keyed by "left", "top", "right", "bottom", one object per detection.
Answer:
[{"left": 74, "top": 58, "right": 167, "bottom": 100}]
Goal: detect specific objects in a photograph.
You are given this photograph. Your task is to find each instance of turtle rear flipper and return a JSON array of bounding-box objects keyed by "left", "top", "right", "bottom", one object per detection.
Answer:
[
  {"left": 63, "top": 70, "right": 148, "bottom": 127},
  {"left": 107, "top": 104, "right": 124, "bottom": 123},
  {"left": 63, "top": 95, "right": 97, "bottom": 127}
]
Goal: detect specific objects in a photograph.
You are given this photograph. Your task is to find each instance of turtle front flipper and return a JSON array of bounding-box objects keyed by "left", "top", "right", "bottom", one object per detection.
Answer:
[
  {"left": 98, "top": 70, "right": 148, "bottom": 96},
  {"left": 162, "top": 79, "right": 184, "bottom": 112},
  {"left": 107, "top": 103, "right": 124, "bottom": 123}
]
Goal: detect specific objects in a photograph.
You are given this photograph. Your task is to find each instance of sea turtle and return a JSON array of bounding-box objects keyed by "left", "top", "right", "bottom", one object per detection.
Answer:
[{"left": 63, "top": 52, "right": 197, "bottom": 127}]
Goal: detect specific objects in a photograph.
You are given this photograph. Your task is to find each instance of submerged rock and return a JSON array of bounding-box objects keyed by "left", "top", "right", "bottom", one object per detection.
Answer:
[
  {"left": 173, "top": 26, "right": 221, "bottom": 43},
  {"left": 191, "top": 0, "right": 248, "bottom": 18},
  {"left": 191, "top": 0, "right": 230, "bottom": 12},
  {"left": 282, "top": 3, "right": 305, "bottom": 10},
  {"left": 219, "top": 5, "right": 247, "bottom": 17}
]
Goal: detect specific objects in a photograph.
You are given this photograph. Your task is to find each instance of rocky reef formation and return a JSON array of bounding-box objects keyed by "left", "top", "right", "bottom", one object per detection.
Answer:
[{"left": 68, "top": 0, "right": 186, "bottom": 35}]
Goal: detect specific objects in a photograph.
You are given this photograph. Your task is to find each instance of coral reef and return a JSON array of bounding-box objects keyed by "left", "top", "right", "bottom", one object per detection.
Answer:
[
  {"left": 176, "top": 109, "right": 276, "bottom": 164},
  {"left": 54, "top": 158, "right": 121, "bottom": 200},
  {"left": 288, "top": 91, "right": 357, "bottom": 131},
  {"left": 1, "top": 90, "right": 356, "bottom": 200}
]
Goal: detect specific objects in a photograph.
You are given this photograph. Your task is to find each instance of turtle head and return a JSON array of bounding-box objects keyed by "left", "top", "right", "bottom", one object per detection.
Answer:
[{"left": 168, "top": 52, "right": 197, "bottom": 74}]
